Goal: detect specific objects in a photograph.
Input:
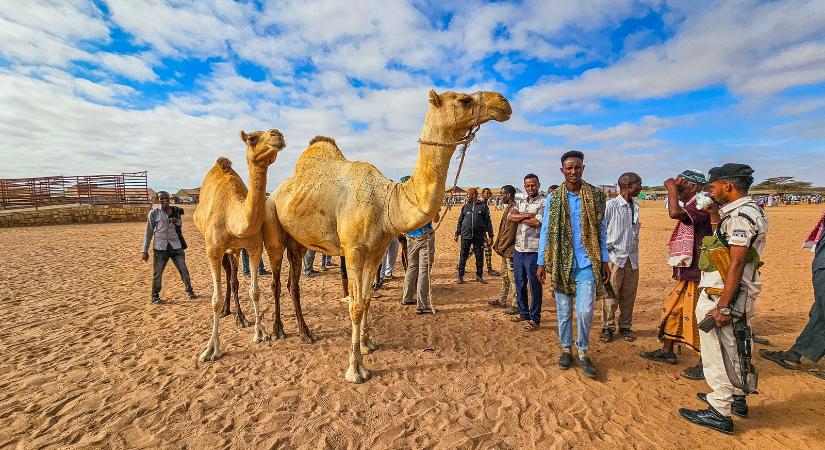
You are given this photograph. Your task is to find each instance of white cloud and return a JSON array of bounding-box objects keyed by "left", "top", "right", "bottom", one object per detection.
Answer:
[
  {"left": 104, "top": 0, "right": 246, "bottom": 57},
  {"left": 516, "top": 0, "right": 825, "bottom": 112},
  {"left": 97, "top": 53, "right": 158, "bottom": 82},
  {"left": 507, "top": 115, "right": 671, "bottom": 143}
]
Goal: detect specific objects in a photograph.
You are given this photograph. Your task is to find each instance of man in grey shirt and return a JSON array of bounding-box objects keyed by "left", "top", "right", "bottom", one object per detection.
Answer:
[{"left": 141, "top": 191, "right": 196, "bottom": 304}]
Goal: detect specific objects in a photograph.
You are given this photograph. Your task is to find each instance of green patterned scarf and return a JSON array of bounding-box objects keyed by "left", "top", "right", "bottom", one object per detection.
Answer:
[{"left": 543, "top": 182, "right": 607, "bottom": 298}]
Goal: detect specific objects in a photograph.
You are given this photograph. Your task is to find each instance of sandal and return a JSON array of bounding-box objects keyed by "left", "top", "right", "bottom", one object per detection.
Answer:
[
  {"left": 759, "top": 349, "right": 801, "bottom": 370},
  {"left": 510, "top": 316, "right": 527, "bottom": 323},
  {"left": 619, "top": 328, "right": 636, "bottom": 342},
  {"left": 523, "top": 320, "right": 539, "bottom": 332},
  {"left": 599, "top": 329, "right": 613, "bottom": 343}
]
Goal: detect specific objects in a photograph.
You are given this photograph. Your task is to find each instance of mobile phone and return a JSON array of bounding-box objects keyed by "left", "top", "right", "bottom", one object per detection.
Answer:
[{"left": 698, "top": 315, "right": 716, "bottom": 333}]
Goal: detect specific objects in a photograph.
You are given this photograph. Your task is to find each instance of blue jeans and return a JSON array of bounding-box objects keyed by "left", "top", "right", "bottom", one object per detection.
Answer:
[
  {"left": 241, "top": 248, "right": 266, "bottom": 275},
  {"left": 555, "top": 266, "right": 596, "bottom": 351},
  {"left": 513, "top": 251, "right": 542, "bottom": 323}
]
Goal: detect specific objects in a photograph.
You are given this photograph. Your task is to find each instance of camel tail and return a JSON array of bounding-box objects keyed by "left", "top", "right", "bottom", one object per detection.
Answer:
[
  {"left": 309, "top": 136, "right": 337, "bottom": 148},
  {"left": 215, "top": 157, "right": 232, "bottom": 172}
]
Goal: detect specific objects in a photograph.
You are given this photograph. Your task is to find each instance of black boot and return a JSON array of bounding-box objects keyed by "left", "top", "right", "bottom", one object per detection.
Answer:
[
  {"left": 697, "top": 393, "right": 749, "bottom": 418},
  {"left": 679, "top": 405, "right": 734, "bottom": 434}
]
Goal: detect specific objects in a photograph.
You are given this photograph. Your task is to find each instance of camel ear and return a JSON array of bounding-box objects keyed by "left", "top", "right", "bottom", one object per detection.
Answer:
[
  {"left": 428, "top": 89, "right": 441, "bottom": 108},
  {"left": 240, "top": 130, "right": 247, "bottom": 143}
]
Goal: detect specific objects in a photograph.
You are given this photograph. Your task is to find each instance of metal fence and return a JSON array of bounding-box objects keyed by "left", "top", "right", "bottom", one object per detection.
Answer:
[{"left": 0, "top": 171, "right": 150, "bottom": 210}]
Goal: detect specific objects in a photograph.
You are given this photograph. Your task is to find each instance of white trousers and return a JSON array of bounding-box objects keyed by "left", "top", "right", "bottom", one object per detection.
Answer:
[{"left": 696, "top": 290, "right": 756, "bottom": 417}]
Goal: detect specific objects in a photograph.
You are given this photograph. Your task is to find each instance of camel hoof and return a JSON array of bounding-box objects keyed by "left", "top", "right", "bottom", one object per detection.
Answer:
[
  {"left": 253, "top": 327, "right": 271, "bottom": 343},
  {"left": 272, "top": 323, "right": 288, "bottom": 340},
  {"left": 340, "top": 296, "right": 350, "bottom": 304},
  {"left": 301, "top": 330, "right": 317, "bottom": 344},
  {"left": 199, "top": 345, "right": 222, "bottom": 362},
  {"left": 361, "top": 342, "right": 378, "bottom": 354},
  {"left": 345, "top": 365, "right": 371, "bottom": 384},
  {"left": 236, "top": 313, "right": 252, "bottom": 328}
]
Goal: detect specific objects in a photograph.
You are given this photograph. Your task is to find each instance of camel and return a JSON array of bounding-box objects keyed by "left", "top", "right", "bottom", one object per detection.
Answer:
[
  {"left": 193, "top": 128, "right": 285, "bottom": 362},
  {"left": 267, "top": 90, "right": 511, "bottom": 383}
]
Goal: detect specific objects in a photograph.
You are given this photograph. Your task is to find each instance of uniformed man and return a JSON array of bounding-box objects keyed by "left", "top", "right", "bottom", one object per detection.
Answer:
[{"left": 679, "top": 163, "right": 768, "bottom": 434}]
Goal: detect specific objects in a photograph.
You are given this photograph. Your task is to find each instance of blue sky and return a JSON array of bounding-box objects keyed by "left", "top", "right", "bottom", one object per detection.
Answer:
[{"left": 1, "top": 0, "right": 824, "bottom": 192}]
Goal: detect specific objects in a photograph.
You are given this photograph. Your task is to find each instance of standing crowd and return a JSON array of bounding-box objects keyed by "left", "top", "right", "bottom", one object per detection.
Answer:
[{"left": 142, "top": 153, "right": 825, "bottom": 436}]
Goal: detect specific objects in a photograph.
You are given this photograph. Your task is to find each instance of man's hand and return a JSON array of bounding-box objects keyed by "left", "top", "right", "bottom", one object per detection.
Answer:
[
  {"left": 454, "top": 234, "right": 459, "bottom": 242},
  {"left": 601, "top": 262, "right": 610, "bottom": 283},
  {"left": 485, "top": 236, "right": 492, "bottom": 246},
  {"left": 710, "top": 309, "right": 732, "bottom": 328},
  {"left": 141, "top": 251, "right": 149, "bottom": 262},
  {"left": 537, "top": 265, "right": 546, "bottom": 284}
]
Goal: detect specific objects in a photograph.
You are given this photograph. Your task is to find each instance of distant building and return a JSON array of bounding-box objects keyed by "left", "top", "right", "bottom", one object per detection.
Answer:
[
  {"left": 174, "top": 188, "right": 200, "bottom": 204},
  {"left": 598, "top": 184, "right": 618, "bottom": 197}
]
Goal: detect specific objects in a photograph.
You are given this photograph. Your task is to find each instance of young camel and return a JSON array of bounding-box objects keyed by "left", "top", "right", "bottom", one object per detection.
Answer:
[
  {"left": 268, "top": 90, "right": 511, "bottom": 382},
  {"left": 193, "top": 129, "right": 285, "bottom": 362}
]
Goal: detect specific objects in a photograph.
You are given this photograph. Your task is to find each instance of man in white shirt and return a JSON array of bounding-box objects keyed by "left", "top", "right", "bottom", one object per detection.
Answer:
[{"left": 600, "top": 173, "right": 642, "bottom": 343}]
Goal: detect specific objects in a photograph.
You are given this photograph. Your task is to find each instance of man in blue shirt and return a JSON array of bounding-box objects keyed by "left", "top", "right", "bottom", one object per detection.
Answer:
[{"left": 537, "top": 151, "right": 609, "bottom": 379}]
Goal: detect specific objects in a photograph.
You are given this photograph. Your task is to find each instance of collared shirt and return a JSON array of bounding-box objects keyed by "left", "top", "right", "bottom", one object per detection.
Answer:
[
  {"left": 698, "top": 196, "right": 769, "bottom": 297},
  {"left": 407, "top": 222, "right": 433, "bottom": 237},
  {"left": 510, "top": 194, "right": 546, "bottom": 253},
  {"left": 604, "top": 195, "right": 641, "bottom": 269},
  {"left": 143, "top": 207, "right": 183, "bottom": 252},
  {"left": 537, "top": 190, "right": 609, "bottom": 266}
]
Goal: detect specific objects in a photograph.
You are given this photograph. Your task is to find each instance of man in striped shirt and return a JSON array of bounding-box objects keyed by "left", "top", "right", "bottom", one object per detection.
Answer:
[{"left": 600, "top": 173, "right": 642, "bottom": 343}]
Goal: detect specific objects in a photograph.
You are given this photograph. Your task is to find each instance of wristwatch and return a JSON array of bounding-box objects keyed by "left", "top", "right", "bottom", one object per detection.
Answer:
[{"left": 717, "top": 306, "right": 732, "bottom": 315}]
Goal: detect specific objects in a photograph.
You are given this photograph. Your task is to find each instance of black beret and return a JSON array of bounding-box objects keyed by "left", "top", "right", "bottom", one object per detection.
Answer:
[{"left": 707, "top": 163, "right": 754, "bottom": 183}]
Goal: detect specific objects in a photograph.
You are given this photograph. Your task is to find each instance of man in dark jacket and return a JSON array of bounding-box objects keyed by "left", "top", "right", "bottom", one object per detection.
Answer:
[
  {"left": 455, "top": 188, "right": 494, "bottom": 284},
  {"left": 491, "top": 185, "right": 518, "bottom": 308}
]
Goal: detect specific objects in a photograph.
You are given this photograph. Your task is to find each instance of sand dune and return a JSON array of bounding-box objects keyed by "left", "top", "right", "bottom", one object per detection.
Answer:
[{"left": 1, "top": 201, "right": 824, "bottom": 449}]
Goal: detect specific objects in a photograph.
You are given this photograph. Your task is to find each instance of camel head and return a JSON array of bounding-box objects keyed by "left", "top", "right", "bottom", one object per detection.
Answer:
[
  {"left": 424, "top": 89, "right": 512, "bottom": 141},
  {"left": 240, "top": 128, "right": 285, "bottom": 167}
]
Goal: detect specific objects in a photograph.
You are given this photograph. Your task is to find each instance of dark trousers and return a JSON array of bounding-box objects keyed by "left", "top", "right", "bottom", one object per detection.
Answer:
[
  {"left": 791, "top": 258, "right": 825, "bottom": 362},
  {"left": 513, "top": 250, "right": 542, "bottom": 323},
  {"left": 152, "top": 245, "right": 193, "bottom": 299},
  {"left": 458, "top": 237, "right": 485, "bottom": 278},
  {"left": 241, "top": 248, "right": 266, "bottom": 275}
]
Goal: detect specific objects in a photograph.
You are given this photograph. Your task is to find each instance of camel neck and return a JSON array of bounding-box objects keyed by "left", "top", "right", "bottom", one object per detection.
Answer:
[
  {"left": 389, "top": 112, "right": 464, "bottom": 232},
  {"left": 239, "top": 161, "right": 268, "bottom": 235}
]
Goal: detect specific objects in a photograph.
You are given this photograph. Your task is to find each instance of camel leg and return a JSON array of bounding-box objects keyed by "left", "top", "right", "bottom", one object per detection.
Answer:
[
  {"left": 221, "top": 254, "right": 232, "bottom": 317},
  {"left": 360, "top": 256, "right": 381, "bottom": 355},
  {"left": 200, "top": 247, "right": 225, "bottom": 362},
  {"left": 247, "top": 246, "right": 270, "bottom": 343},
  {"left": 262, "top": 200, "right": 287, "bottom": 339},
  {"left": 286, "top": 243, "right": 316, "bottom": 343},
  {"left": 231, "top": 254, "right": 250, "bottom": 328},
  {"left": 344, "top": 252, "right": 371, "bottom": 383}
]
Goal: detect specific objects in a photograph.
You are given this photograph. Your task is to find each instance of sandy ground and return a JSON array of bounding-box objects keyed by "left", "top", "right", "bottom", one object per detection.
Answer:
[{"left": 1, "top": 201, "right": 824, "bottom": 449}]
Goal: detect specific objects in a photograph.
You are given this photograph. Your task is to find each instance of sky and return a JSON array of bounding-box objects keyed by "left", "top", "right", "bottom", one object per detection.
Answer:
[{"left": 1, "top": 0, "right": 825, "bottom": 192}]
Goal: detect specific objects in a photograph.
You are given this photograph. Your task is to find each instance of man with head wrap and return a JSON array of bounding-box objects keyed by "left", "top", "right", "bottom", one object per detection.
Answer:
[{"left": 641, "top": 169, "right": 715, "bottom": 379}]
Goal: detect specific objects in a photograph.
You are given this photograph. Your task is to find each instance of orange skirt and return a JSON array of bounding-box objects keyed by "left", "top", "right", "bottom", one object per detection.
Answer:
[{"left": 658, "top": 279, "right": 700, "bottom": 352}]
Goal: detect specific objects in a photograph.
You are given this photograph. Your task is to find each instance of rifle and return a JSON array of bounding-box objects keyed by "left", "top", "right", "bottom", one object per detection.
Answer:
[{"left": 706, "top": 245, "right": 758, "bottom": 394}]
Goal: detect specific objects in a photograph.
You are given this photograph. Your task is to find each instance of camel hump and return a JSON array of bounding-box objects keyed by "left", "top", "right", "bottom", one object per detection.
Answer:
[
  {"left": 215, "top": 157, "right": 232, "bottom": 172},
  {"left": 309, "top": 136, "right": 337, "bottom": 148}
]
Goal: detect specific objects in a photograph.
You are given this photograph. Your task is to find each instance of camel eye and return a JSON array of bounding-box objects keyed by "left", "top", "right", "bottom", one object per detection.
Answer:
[
  {"left": 248, "top": 137, "right": 257, "bottom": 145},
  {"left": 459, "top": 96, "right": 473, "bottom": 107}
]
